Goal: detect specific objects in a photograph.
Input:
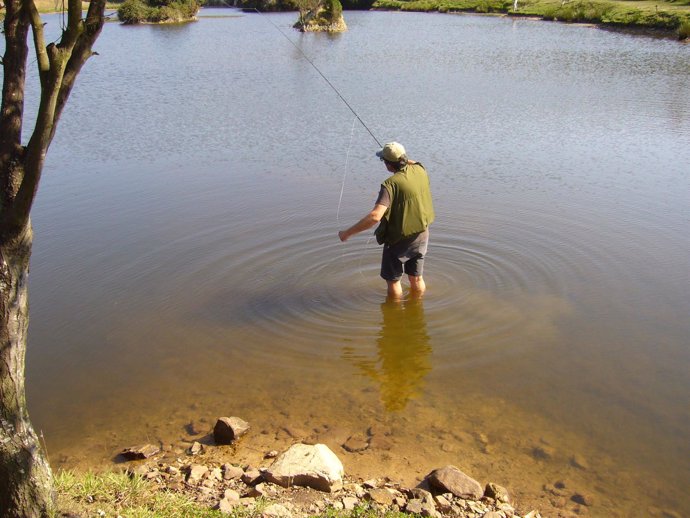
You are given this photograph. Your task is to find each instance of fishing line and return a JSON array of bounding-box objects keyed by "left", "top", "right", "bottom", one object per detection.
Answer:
[
  {"left": 249, "top": 8, "right": 382, "bottom": 148},
  {"left": 336, "top": 115, "right": 357, "bottom": 226}
]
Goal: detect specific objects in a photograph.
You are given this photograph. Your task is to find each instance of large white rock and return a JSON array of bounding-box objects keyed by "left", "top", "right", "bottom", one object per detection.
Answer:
[{"left": 264, "top": 443, "right": 344, "bottom": 492}]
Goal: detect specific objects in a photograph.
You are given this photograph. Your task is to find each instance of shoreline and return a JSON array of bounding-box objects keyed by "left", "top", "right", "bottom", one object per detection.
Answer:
[{"left": 56, "top": 417, "right": 548, "bottom": 517}]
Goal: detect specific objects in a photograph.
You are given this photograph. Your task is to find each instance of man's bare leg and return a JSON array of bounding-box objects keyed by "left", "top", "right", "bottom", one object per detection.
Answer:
[
  {"left": 386, "top": 279, "right": 403, "bottom": 300},
  {"left": 409, "top": 275, "right": 426, "bottom": 296}
]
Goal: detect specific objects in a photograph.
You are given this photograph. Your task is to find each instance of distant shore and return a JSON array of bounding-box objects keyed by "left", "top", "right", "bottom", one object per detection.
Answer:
[{"left": 372, "top": 0, "right": 690, "bottom": 40}]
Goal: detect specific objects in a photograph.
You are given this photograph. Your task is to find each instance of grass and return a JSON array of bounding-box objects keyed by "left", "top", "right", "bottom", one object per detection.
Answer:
[
  {"left": 53, "top": 470, "right": 415, "bottom": 518},
  {"left": 374, "top": 0, "right": 690, "bottom": 36},
  {"left": 54, "top": 470, "right": 229, "bottom": 518}
]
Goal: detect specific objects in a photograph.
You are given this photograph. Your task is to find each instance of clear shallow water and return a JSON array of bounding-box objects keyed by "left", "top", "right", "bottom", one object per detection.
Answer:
[{"left": 11, "top": 9, "right": 690, "bottom": 517}]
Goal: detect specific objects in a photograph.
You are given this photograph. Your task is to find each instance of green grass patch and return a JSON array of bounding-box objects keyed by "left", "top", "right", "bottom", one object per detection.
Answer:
[{"left": 54, "top": 470, "right": 229, "bottom": 518}]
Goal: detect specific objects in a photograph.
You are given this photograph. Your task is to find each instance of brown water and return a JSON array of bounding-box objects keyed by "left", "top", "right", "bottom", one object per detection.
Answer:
[{"left": 18, "top": 9, "right": 690, "bottom": 517}]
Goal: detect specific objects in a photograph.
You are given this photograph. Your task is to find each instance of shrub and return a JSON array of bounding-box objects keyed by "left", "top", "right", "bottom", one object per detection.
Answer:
[
  {"left": 118, "top": 0, "right": 153, "bottom": 23},
  {"left": 679, "top": 20, "right": 690, "bottom": 39}
]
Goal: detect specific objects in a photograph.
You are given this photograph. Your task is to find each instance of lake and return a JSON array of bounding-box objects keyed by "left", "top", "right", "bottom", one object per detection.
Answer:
[{"left": 16, "top": 8, "right": 690, "bottom": 517}]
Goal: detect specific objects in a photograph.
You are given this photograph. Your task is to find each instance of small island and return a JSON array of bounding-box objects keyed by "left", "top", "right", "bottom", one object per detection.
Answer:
[
  {"left": 117, "top": 0, "right": 201, "bottom": 24},
  {"left": 294, "top": 0, "right": 348, "bottom": 32}
]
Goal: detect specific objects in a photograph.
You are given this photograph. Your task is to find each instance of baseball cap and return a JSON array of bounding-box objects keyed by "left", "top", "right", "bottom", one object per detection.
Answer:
[{"left": 376, "top": 142, "right": 406, "bottom": 162}]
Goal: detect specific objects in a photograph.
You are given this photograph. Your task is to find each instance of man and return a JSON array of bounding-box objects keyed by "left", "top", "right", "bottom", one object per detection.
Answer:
[{"left": 338, "top": 142, "right": 435, "bottom": 299}]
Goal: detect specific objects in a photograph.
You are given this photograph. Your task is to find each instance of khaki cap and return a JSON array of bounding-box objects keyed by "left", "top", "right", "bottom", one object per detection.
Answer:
[{"left": 376, "top": 142, "right": 406, "bottom": 162}]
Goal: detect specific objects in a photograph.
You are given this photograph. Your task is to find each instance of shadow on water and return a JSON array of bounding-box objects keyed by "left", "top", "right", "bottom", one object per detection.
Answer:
[{"left": 343, "top": 297, "right": 432, "bottom": 412}]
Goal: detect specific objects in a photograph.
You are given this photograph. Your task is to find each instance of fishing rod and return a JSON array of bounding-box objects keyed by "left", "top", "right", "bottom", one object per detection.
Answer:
[{"left": 246, "top": 7, "right": 383, "bottom": 148}]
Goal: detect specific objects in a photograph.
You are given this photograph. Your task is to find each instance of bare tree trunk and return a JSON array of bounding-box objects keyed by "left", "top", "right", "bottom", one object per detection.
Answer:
[
  {"left": 0, "top": 221, "right": 55, "bottom": 518},
  {"left": 0, "top": 0, "right": 107, "bottom": 514}
]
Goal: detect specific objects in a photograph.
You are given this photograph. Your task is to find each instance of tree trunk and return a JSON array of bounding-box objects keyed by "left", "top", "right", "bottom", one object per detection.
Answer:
[{"left": 0, "top": 220, "right": 55, "bottom": 518}]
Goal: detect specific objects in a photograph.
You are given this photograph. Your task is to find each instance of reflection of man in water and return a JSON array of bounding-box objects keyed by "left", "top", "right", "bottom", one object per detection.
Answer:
[
  {"left": 338, "top": 142, "right": 435, "bottom": 300},
  {"left": 347, "top": 299, "right": 432, "bottom": 411}
]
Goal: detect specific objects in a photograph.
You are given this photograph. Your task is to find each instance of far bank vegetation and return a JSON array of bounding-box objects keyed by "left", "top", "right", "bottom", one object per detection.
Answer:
[
  {"left": 118, "top": 0, "right": 201, "bottom": 23},
  {"left": 373, "top": 0, "right": 690, "bottom": 39}
]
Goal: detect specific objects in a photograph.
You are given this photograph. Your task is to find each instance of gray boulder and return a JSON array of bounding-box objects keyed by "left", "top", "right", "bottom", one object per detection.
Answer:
[{"left": 264, "top": 443, "right": 344, "bottom": 492}]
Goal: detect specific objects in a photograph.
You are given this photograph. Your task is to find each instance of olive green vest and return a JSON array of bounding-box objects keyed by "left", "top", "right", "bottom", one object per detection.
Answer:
[{"left": 375, "top": 162, "right": 435, "bottom": 245}]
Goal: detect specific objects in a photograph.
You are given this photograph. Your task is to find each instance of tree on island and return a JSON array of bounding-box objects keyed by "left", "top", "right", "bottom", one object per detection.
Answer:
[
  {"left": 1, "top": 0, "right": 108, "bottom": 515},
  {"left": 294, "top": 0, "right": 347, "bottom": 32},
  {"left": 118, "top": 0, "right": 201, "bottom": 24}
]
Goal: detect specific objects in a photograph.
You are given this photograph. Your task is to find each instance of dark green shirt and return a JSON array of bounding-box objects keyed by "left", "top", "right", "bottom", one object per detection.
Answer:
[{"left": 375, "top": 162, "right": 435, "bottom": 245}]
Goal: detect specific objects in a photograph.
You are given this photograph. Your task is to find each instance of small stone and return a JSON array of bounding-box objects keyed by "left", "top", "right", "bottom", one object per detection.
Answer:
[
  {"left": 532, "top": 445, "right": 556, "bottom": 460},
  {"left": 409, "top": 488, "right": 434, "bottom": 504},
  {"left": 485, "top": 482, "right": 510, "bottom": 503},
  {"left": 571, "top": 454, "right": 589, "bottom": 470},
  {"left": 483, "top": 513, "right": 503, "bottom": 518},
  {"left": 262, "top": 504, "right": 292, "bottom": 518},
  {"left": 241, "top": 466, "right": 263, "bottom": 486},
  {"left": 406, "top": 499, "right": 424, "bottom": 514},
  {"left": 217, "top": 497, "right": 239, "bottom": 514},
  {"left": 222, "top": 464, "right": 244, "bottom": 480},
  {"left": 367, "top": 488, "right": 394, "bottom": 506},
  {"left": 572, "top": 493, "right": 594, "bottom": 506},
  {"left": 343, "top": 434, "right": 369, "bottom": 452},
  {"left": 433, "top": 494, "right": 451, "bottom": 510},
  {"left": 265, "top": 450, "right": 279, "bottom": 459},
  {"left": 245, "top": 483, "right": 269, "bottom": 498},
  {"left": 120, "top": 444, "right": 160, "bottom": 460},
  {"left": 342, "top": 496, "right": 359, "bottom": 510},
  {"left": 186, "top": 464, "right": 208, "bottom": 484},
  {"left": 209, "top": 468, "right": 223, "bottom": 481},
  {"left": 213, "top": 417, "right": 250, "bottom": 445},
  {"left": 187, "top": 442, "right": 203, "bottom": 456},
  {"left": 224, "top": 489, "right": 240, "bottom": 502}
]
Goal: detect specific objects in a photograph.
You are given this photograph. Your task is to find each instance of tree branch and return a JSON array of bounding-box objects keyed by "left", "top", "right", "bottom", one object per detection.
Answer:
[{"left": 26, "top": 0, "right": 50, "bottom": 88}]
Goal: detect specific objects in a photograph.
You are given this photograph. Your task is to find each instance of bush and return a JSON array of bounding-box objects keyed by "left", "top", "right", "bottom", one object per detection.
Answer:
[
  {"left": 117, "top": 0, "right": 200, "bottom": 23},
  {"left": 118, "top": 0, "right": 153, "bottom": 23},
  {"left": 679, "top": 20, "right": 690, "bottom": 38}
]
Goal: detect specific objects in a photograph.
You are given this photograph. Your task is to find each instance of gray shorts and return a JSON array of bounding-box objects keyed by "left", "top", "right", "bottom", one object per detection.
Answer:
[{"left": 380, "top": 230, "right": 429, "bottom": 281}]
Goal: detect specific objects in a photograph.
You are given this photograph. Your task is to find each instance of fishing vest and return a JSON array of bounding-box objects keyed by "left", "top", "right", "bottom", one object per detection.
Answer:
[{"left": 375, "top": 162, "right": 435, "bottom": 246}]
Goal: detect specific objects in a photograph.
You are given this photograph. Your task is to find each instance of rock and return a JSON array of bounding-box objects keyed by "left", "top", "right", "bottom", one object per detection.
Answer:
[
  {"left": 120, "top": 444, "right": 160, "bottom": 460},
  {"left": 265, "top": 450, "right": 279, "bottom": 459},
  {"left": 409, "top": 488, "right": 434, "bottom": 504},
  {"left": 532, "top": 445, "right": 556, "bottom": 460},
  {"left": 209, "top": 468, "right": 223, "bottom": 482},
  {"left": 433, "top": 494, "right": 451, "bottom": 511},
  {"left": 224, "top": 489, "right": 240, "bottom": 502},
  {"left": 222, "top": 464, "right": 244, "bottom": 480},
  {"left": 484, "top": 482, "right": 510, "bottom": 503},
  {"left": 570, "top": 454, "right": 589, "bottom": 470},
  {"left": 406, "top": 498, "right": 438, "bottom": 517},
  {"left": 343, "top": 434, "right": 369, "bottom": 453},
  {"left": 367, "top": 488, "right": 394, "bottom": 506},
  {"left": 213, "top": 417, "right": 250, "bottom": 445},
  {"left": 524, "top": 511, "right": 542, "bottom": 518},
  {"left": 187, "top": 441, "right": 203, "bottom": 456},
  {"left": 483, "top": 513, "right": 503, "bottom": 518},
  {"left": 342, "top": 496, "right": 359, "bottom": 510},
  {"left": 186, "top": 464, "right": 208, "bottom": 484},
  {"left": 571, "top": 492, "right": 594, "bottom": 506},
  {"left": 216, "top": 497, "right": 239, "bottom": 514},
  {"left": 264, "top": 443, "right": 344, "bottom": 492},
  {"left": 245, "top": 482, "right": 269, "bottom": 498},
  {"left": 425, "top": 465, "right": 483, "bottom": 500},
  {"left": 241, "top": 466, "right": 263, "bottom": 486},
  {"left": 262, "top": 504, "right": 292, "bottom": 518}
]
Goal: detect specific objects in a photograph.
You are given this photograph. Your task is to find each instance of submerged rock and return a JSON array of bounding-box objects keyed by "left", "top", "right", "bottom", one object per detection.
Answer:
[{"left": 120, "top": 444, "right": 159, "bottom": 460}]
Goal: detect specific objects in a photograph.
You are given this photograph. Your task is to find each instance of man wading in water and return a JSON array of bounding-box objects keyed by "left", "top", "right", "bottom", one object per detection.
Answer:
[{"left": 338, "top": 142, "right": 435, "bottom": 299}]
